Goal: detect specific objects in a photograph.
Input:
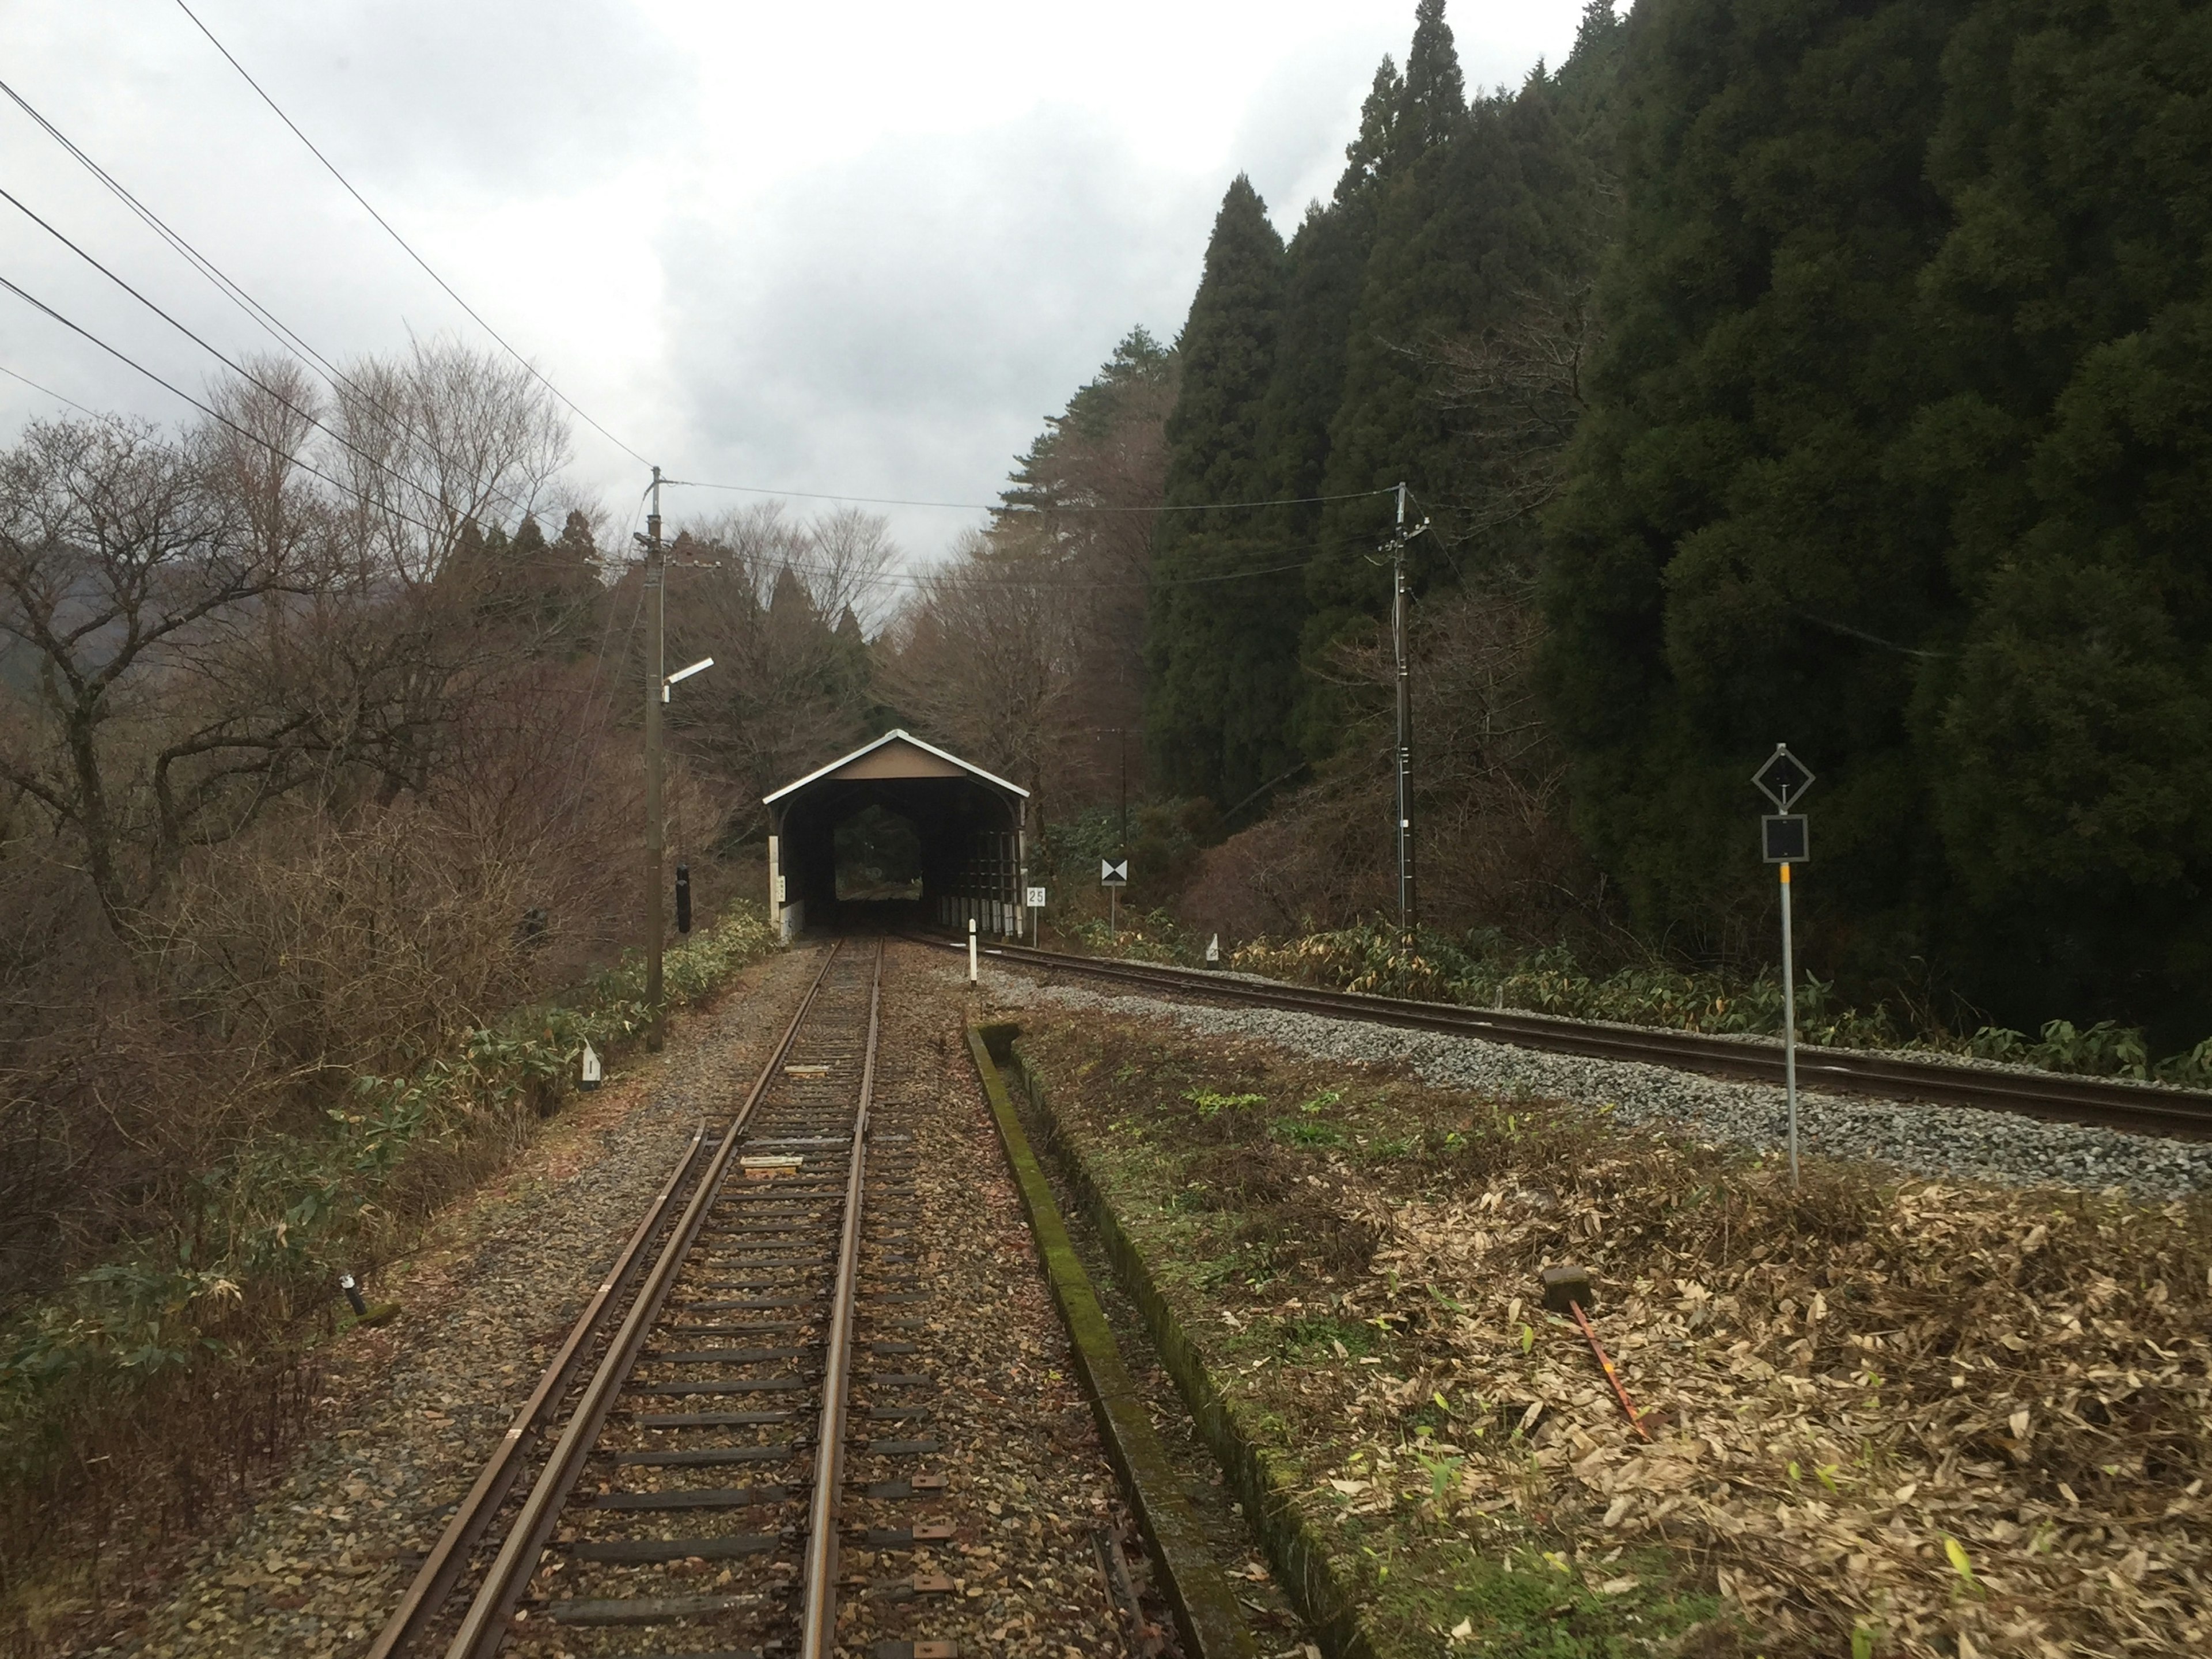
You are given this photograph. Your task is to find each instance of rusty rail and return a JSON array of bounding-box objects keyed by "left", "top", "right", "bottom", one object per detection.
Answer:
[{"left": 933, "top": 937, "right": 2212, "bottom": 1141}]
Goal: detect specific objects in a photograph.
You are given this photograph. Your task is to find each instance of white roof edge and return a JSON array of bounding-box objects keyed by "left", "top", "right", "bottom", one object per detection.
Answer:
[{"left": 762, "top": 728, "right": 1030, "bottom": 806}]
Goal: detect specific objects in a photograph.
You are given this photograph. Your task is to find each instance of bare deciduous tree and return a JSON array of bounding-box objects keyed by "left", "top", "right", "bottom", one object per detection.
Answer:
[
  {"left": 325, "top": 338, "right": 570, "bottom": 585},
  {"left": 880, "top": 529, "right": 1088, "bottom": 824},
  {"left": 0, "top": 418, "right": 299, "bottom": 924},
  {"left": 1414, "top": 280, "right": 1599, "bottom": 546}
]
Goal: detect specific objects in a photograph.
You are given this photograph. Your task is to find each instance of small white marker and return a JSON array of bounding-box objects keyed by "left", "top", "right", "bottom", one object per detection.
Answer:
[{"left": 579, "top": 1040, "right": 603, "bottom": 1090}]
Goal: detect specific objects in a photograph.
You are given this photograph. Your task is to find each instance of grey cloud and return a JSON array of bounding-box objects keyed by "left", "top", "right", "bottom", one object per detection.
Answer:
[
  {"left": 658, "top": 107, "right": 1215, "bottom": 558},
  {"left": 181, "top": 0, "right": 689, "bottom": 195}
]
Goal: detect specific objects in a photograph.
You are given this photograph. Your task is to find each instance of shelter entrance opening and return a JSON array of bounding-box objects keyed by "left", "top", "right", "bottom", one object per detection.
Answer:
[{"left": 835, "top": 806, "right": 923, "bottom": 902}]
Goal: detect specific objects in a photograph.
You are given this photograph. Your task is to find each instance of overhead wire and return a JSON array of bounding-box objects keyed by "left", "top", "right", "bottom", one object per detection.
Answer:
[
  {"left": 613, "top": 546, "right": 1335, "bottom": 600},
  {"left": 661, "top": 475, "right": 1398, "bottom": 514},
  {"left": 0, "top": 75, "right": 562, "bottom": 539},
  {"left": 0, "top": 271, "right": 460, "bottom": 545},
  {"left": 0, "top": 359, "right": 120, "bottom": 425},
  {"left": 0, "top": 182, "right": 560, "bottom": 541},
  {"left": 5, "top": 30, "right": 1408, "bottom": 598},
  {"left": 170, "top": 0, "right": 652, "bottom": 470}
]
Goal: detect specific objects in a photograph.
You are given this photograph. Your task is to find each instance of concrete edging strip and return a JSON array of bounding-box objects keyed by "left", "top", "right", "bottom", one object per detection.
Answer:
[
  {"left": 964, "top": 1022, "right": 1258, "bottom": 1659},
  {"left": 987, "top": 1029, "right": 1382, "bottom": 1659}
]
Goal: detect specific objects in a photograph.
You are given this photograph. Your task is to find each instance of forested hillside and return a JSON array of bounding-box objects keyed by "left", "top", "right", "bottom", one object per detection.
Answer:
[{"left": 1135, "top": 0, "right": 2212, "bottom": 1043}]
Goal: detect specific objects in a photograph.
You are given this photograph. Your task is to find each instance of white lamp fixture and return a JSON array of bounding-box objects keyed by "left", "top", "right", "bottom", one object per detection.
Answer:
[{"left": 663, "top": 657, "right": 714, "bottom": 702}]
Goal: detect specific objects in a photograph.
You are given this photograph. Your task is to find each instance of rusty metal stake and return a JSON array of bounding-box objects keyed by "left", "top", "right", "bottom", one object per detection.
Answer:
[
  {"left": 1092, "top": 1524, "right": 1161, "bottom": 1658},
  {"left": 1569, "top": 1300, "right": 1652, "bottom": 1441}
]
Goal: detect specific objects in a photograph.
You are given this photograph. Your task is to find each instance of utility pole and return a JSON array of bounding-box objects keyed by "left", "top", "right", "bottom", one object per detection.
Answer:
[
  {"left": 644, "top": 465, "right": 666, "bottom": 1051},
  {"left": 1389, "top": 482, "right": 1423, "bottom": 938}
]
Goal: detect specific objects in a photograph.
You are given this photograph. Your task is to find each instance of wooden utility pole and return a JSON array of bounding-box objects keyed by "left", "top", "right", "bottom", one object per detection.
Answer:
[
  {"left": 645, "top": 465, "right": 666, "bottom": 1050},
  {"left": 1391, "top": 480, "right": 1416, "bottom": 936}
]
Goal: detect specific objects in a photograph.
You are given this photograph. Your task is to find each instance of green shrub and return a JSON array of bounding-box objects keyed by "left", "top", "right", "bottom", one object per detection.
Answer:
[{"left": 1222, "top": 921, "right": 2212, "bottom": 1083}]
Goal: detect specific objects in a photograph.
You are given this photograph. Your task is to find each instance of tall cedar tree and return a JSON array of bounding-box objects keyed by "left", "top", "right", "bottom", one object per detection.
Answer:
[
  {"left": 1221, "top": 62, "right": 1405, "bottom": 820},
  {"left": 1143, "top": 177, "right": 1288, "bottom": 810},
  {"left": 1540, "top": 0, "right": 1971, "bottom": 968},
  {"left": 1911, "top": 0, "right": 2212, "bottom": 1033},
  {"left": 1302, "top": 10, "right": 1606, "bottom": 758},
  {"left": 1305, "top": 0, "right": 1468, "bottom": 655},
  {"left": 995, "top": 327, "right": 1177, "bottom": 799}
]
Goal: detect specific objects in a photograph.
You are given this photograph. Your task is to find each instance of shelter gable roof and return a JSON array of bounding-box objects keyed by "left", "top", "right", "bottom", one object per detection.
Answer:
[{"left": 762, "top": 729, "right": 1029, "bottom": 805}]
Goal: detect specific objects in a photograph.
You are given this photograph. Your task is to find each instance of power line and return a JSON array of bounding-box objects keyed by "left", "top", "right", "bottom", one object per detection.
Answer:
[
  {"left": 171, "top": 0, "right": 652, "bottom": 470},
  {"left": 0, "top": 361, "right": 117, "bottom": 425},
  {"left": 0, "top": 271, "right": 457, "bottom": 545},
  {"left": 662, "top": 476, "right": 1399, "bottom": 515},
  {"left": 623, "top": 544, "right": 1330, "bottom": 596},
  {"left": 0, "top": 75, "right": 558, "bottom": 537},
  {"left": 0, "top": 183, "right": 556, "bottom": 540}
]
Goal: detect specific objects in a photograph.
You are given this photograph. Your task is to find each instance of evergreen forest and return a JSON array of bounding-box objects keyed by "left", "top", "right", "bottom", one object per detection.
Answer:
[{"left": 1124, "top": 0, "right": 2212, "bottom": 1046}]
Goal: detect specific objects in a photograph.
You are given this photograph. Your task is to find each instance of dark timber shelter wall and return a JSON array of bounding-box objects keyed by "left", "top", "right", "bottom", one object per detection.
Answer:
[{"left": 764, "top": 729, "right": 1029, "bottom": 939}]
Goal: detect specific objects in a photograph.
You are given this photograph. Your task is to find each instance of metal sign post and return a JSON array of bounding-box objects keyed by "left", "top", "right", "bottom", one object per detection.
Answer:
[
  {"left": 1101, "top": 858, "right": 1128, "bottom": 941},
  {"left": 1025, "top": 885, "right": 1046, "bottom": 946},
  {"left": 1753, "top": 744, "right": 1815, "bottom": 1190}
]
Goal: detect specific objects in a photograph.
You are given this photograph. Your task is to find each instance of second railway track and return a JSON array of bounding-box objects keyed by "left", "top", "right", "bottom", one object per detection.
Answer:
[
  {"left": 370, "top": 938, "right": 963, "bottom": 1659},
  {"left": 937, "top": 936, "right": 2212, "bottom": 1141}
]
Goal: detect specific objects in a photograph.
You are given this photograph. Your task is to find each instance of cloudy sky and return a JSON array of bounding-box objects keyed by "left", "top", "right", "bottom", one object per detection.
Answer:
[{"left": 4, "top": 0, "right": 1596, "bottom": 560}]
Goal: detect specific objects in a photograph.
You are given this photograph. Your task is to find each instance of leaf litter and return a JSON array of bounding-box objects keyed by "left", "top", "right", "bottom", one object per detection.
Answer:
[{"left": 1012, "top": 1011, "right": 2212, "bottom": 1659}]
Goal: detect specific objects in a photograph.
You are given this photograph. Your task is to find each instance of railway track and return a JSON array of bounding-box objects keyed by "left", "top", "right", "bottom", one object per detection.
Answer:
[
  {"left": 940, "top": 937, "right": 2212, "bottom": 1141},
  {"left": 368, "top": 937, "right": 963, "bottom": 1659}
]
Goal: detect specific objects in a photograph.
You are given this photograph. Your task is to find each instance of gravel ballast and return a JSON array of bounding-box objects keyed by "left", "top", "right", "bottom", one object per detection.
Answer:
[
  {"left": 966, "top": 961, "right": 2212, "bottom": 1198},
  {"left": 89, "top": 944, "right": 829, "bottom": 1659}
]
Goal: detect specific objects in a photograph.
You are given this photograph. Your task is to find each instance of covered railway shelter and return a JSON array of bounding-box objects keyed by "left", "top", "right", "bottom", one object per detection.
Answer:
[{"left": 763, "top": 729, "right": 1029, "bottom": 940}]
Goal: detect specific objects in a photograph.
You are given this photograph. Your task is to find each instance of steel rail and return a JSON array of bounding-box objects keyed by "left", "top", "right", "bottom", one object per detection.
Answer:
[
  {"left": 438, "top": 940, "right": 847, "bottom": 1659},
  {"left": 365, "top": 1124, "right": 708, "bottom": 1659},
  {"left": 798, "top": 937, "right": 883, "bottom": 1658},
  {"left": 937, "top": 937, "right": 2212, "bottom": 1140}
]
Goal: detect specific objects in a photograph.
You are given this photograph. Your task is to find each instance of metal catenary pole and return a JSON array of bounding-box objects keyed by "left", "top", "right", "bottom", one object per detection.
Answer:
[
  {"left": 1781, "top": 859, "right": 1799, "bottom": 1188},
  {"left": 1392, "top": 481, "right": 1415, "bottom": 936},
  {"left": 644, "top": 465, "right": 666, "bottom": 1051}
]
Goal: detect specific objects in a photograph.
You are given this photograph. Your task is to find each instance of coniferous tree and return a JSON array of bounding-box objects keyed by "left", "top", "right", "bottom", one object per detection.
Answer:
[
  {"left": 1908, "top": 0, "right": 2212, "bottom": 1031},
  {"left": 1143, "top": 176, "right": 1287, "bottom": 808},
  {"left": 1540, "top": 0, "right": 1968, "bottom": 963},
  {"left": 1256, "top": 62, "right": 1403, "bottom": 548},
  {"left": 1301, "top": 6, "right": 1604, "bottom": 757},
  {"left": 1306, "top": 0, "right": 1469, "bottom": 633}
]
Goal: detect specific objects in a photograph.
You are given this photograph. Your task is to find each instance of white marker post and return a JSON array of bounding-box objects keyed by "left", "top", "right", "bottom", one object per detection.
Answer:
[
  {"left": 1025, "top": 885, "right": 1047, "bottom": 946},
  {"left": 968, "top": 916, "right": 978, "bottom": 984}
]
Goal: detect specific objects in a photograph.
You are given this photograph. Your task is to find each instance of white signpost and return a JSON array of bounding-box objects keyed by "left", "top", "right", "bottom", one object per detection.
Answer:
[
  {"left": 1026, "top": 886, "right": 1046, "bottom": 945},
  {"left": 1753, "top": 744, "right": 1815, "bottom": 1189}
]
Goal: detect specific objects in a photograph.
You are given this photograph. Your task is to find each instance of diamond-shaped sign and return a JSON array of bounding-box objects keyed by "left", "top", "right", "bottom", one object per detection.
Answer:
[
  {"left": 1752, "top": 744, "right": 1815, "bottom": 812},
  {"left": 1100, "top": 859, "right": 1128, "bottom": 887}
]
